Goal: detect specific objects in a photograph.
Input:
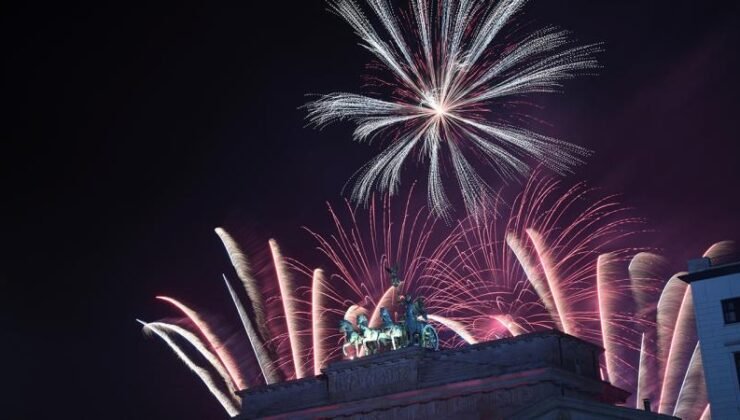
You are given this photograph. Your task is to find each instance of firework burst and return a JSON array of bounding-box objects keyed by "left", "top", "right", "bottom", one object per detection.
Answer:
[
  {"left": 139, "top": 177, "right": 728, "bottom": 419},
  {"left": 306, "top": 0, "right": 600, "bottom": 218}
]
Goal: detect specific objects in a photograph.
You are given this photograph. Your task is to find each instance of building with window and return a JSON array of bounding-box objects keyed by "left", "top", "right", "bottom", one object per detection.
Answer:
[{"left": 680, "top": 259, "right": 740, "bottom": 419}]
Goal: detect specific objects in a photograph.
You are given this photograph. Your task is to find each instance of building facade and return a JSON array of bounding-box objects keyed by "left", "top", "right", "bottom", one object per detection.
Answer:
[
  {"left": 681, "top": 259, "right": 740, "bottom": 419},
  {"left": 236, "top": 330, "right": 673, "bottom": 419}
]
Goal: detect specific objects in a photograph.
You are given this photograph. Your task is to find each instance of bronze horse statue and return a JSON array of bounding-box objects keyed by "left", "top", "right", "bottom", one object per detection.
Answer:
[
  {"left": 401, "top": 295, "right": 438, "bottom": 350},
  {"left": 339, "top": 319, "right": 363, "bottom": 357},
  {"left": 338, "top": 293, "right": 439, "bottom": 358}
]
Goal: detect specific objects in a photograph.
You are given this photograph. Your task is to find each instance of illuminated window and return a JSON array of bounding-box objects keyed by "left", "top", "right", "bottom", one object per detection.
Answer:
[{"left": 723, "top": 297, "right": 740, "bottom": 324}]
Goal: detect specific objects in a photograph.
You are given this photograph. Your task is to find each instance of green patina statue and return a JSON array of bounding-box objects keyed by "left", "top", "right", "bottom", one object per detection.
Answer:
[{"left": 338, "top": 265, "right": 439, "bottom": 357}]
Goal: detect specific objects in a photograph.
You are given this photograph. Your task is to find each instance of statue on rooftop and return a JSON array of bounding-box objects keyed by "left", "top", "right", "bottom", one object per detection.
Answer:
[
  {"left": 385, "top": 265, "right": 402, "bottom": 288},
  {"left": 338, "top": 265, "right": 439, "bottom": 358},
  {"left": 357, "top": 313, "right": 382, "bottom": 355},
  {"left": 401, "top": 294, "right": 438, "bottom": 350},
  {"left": 339, "top": 319, "right": 363, "bottom": 357},
  {"left": 380, "top": 307, "right": 405, "bottom": 350}
]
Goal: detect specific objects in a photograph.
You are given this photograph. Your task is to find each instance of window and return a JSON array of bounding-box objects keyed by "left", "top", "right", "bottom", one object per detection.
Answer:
[
  {"left": 736, "top": 352, "right": 740, "bottom": 388},
  {"left": 723, "top": 297, "right": 740, "bottom": 324}
]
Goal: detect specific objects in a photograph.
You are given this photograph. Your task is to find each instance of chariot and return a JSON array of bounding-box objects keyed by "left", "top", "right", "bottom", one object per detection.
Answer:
[{"left": 339, "top": 291, "right": 439, "bottom": 357}]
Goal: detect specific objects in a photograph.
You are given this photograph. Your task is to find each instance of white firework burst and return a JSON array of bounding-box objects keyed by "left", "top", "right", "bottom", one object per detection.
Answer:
[{"left": 305, "top": 0, "right": 600, "bottom": 219}]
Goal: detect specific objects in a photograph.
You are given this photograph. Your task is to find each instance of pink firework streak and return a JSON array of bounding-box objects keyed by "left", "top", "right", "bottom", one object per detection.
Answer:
[
  {"left": 139, "top": 178, "right": 733, "bottom": 419},
  {"left": 417, "top": 173, "right": 650, "bottom": 394}
]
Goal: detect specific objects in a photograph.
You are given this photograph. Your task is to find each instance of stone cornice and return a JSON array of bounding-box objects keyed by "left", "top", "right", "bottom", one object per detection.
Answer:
[{"left": 236, "top": 330, "right": 619, "bottom": 418}]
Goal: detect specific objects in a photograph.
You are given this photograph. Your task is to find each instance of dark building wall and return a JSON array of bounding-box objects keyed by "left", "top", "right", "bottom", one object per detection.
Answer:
[{"left": 237, "top": 331, "right": 671, "bottom": 419}]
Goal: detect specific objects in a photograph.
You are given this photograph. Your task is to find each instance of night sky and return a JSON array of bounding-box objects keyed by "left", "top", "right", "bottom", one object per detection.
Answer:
[{"left": 3, "top": 1, "right": 740, "bottom": 418}]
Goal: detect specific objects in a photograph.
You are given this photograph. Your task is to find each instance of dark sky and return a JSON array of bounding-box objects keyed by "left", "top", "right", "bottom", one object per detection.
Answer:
[{"left": 3, "top": 1, "right": 739, "bottom": 418}]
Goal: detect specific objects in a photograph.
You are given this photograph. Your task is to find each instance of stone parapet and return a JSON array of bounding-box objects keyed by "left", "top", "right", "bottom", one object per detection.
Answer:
[{"left": 236, "top": 330, "right": 636, "bottom": 419}]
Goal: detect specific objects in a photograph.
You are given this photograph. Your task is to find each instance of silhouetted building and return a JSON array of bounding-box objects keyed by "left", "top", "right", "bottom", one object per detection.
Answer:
[
  {"left": 681, "top": 258, "right": 740, "bottom": 419},
  {"left": 236, "top": 330, "right": 674, "bottom": 419}
]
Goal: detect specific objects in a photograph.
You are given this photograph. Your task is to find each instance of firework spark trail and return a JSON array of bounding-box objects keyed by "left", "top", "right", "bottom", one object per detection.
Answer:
[
  {"left": 215, "top": 227, "right": 268, "bottom": 341},
  {"left": 304, "top": 192, "right": 444, "bottom": 316},
  {"left": 491, "top": 314, "right": 526, "bottom": 336},
  {"left": 654, "top": 274, "right": 688, "bottom": 405},
  {"left": 700, "top": 405, "right": 711, "bottom": 420},
  {"left": 150, "top": 322, "right": 239, "bottom": 397},
  {"left": 415, "top": 173, "right": 660, "bottom": 406},
  {"left": 656, "top": 273, "right": 689, "bottom": 413},
  {"left": 156, "top": 296, "right": 246, "bottom": 390},
  {"left": 428, "top": 314, "right": 477, "bottom": 344},
  {"left": 505, "top": 232, "right": 563, "bottom": 331},
  {"left": 269, "top": 239, "right": 306, "bottom": 379},
  {"left": 422, "top": 173, "right": 644, "bottom": 346},
  {"left": 526, "top": 228, "right": 572, "bottom": 334},
  {"left": 673, "top": 343, "right": 707, "bottom": 419},
  {"left": 636, "top": 333, "right": 649, "bottom": 408},
  {"left": 596, "top": 253, "right": 620, "bottom": 386},
  {"left": 519, "top": 176, "right": 638, "bottom": 264},
  {"left": 658, "top": 288, "right": 696, "bottom": 414},
  {"left": 635, "top": 321, "right": 661, "bottom": 408},
  {"left": 629, "top": 252, "right": 667, "bottom": 407},
  {"left": 628, "top": 252, "right": 668, "bottom": 317},
  {"left": 703, "top": 239, "right": 736, "bottom": 264},
  {"left": 306, "top": 0, "right": 600, "bottom": 217},
  {"left": 311, "top": 269, "right": 330, "bottom": 375},
  {"left": 138, "top": 320, "right": 240, "bottom": 416},
  {"left": 223, "top": 274, "right": 279, "bottom": 384},
  {"left": 301, "top": 190, "right": 486, "bottom": 348}
]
